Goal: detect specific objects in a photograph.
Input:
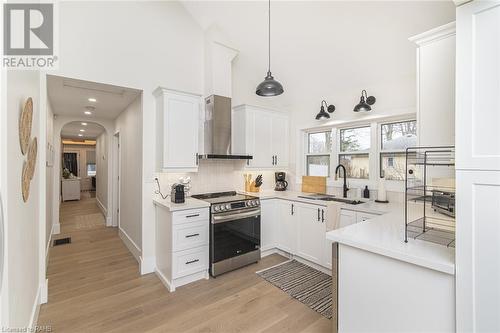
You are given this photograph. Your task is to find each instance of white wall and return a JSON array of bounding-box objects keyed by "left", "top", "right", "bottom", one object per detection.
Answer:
[
  {"left": 46, "top": 1, "right": 205, "bottom": 272},
  {"left": 2, "top": 71, "right": 42, "bottom": 328},
  {"left": 46, "top": 101, "right": 54, "bottom": 248},
  {"left": 95, "top": 132, "right": 108, "bottom": 212},
  {"left": 115, "top": 95, "right": 143, "bottom": 252}
]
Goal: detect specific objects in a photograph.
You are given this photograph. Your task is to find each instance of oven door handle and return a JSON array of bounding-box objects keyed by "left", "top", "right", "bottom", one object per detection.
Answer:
[{"left": 212, "top": 209, "right": 261, "bottom": 224}]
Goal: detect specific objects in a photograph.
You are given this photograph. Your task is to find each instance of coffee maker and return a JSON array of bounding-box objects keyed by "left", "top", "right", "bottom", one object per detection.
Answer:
[
  {"left": 170, "top": 184, "right": 185, "bottom": 203},
  {"left": 275, "top": 172, "right": 288, "bottom": 191}
]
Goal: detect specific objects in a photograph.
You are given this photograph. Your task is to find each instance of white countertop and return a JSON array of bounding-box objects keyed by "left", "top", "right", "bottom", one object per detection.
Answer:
[
  {"left": 326, "top": 206, "right": 455, "bottom": 275},
  {"left": 153, "top": 195, "right": 210, "bottom": 212}
]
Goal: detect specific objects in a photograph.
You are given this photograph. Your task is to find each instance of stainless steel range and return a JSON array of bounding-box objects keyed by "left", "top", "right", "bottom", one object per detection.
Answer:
[{"left": 191, "top": 191, "right": 261, "bottom": 277}]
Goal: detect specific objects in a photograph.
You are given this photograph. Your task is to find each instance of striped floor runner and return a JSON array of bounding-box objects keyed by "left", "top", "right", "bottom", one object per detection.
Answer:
[{"left": 257, "top": 260, "right": 332, "bottom": 319}]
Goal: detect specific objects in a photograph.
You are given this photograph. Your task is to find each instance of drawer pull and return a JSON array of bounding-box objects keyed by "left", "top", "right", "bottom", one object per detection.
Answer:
[
  {"left": 185, "top": 259, "right": 200, "bottom": 265},
  {"left": 185, "top": 233, "right": 200, "bottom": 238},
  {"left": 186, "top": 214, "right": 200, "bottom": 218}
]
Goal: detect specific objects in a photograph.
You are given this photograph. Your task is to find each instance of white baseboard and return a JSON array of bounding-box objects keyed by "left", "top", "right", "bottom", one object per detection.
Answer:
[
  {"left": 140, "top": 256, "right": 156, "bottom": 275},
  {"left": 52, "top": 223, "right": 60, "bottom": 235},
  {"left": 28, "top": 284, "right": 41, "bottom": 328},
  {"left": 155, "top": 269, "right": 173, "bottom": 292},
  {"left": 105, "top": 216, "right": 112, "bottom": 227},
  {"left": 262, "top": 247, "right": 331, "bottom": 276},
  {"left": 96, "top": 197, "right": 110, "bottom": 226},
  {"left": 40, "top": 279, "right": 48, "bottom": 304},
  {"left": 118, "top": 228, "right": 141, "bottom": 264}
]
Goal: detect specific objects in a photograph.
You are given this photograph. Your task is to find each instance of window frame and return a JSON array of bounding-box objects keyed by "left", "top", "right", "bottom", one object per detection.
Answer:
[
  {"left": 337, "top": 125, "right": 372, "bottom": 180},
  {"left": 305, "top": 129, "right": 333, "bottom": 178},
  {"left": 379, "top": 119, "right": 417, "bottom": 181}
]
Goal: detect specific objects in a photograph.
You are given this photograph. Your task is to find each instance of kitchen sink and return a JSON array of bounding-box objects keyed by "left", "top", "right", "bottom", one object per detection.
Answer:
[{"left": 297, "top": 194, "right": 364, "bottom": 205}]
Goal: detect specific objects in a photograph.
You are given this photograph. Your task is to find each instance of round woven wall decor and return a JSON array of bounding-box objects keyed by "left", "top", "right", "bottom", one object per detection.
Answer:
[
  {"left": 21, "top": 162, "right": 30, "bottom": 202},
  {"left": 26, "top": 137, "right": 37, "bottom": 180},
  {"left": 19, "top": 97, "right": 33, "bottom": 155}
]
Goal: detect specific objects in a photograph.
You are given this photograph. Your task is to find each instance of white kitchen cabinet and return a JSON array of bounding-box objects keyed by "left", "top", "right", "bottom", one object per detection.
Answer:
[
  {"left": 297, "top": 202, "right": 326, "bottom": 265},
  {"left": 232, "top": 104, "right": 289, "bottom": 169},
  {"left": 410, "top": 22, "right": 455, "bottom": 147},
  {"left": 456, "top": 2, "right": 500, "bottom": 332},
  {"left": 276, "top": 200, "right": 297, "bottom": 254},
  {"left": 260, "top": 199, "right": 277, "bottom": 252},
  {"left": 153, "top": 87, "right": 202, "bottom": 172},
  {"left": 155, "top": 205, "right": 209, "bottom": 292},
  {"left": 339, "top": 209, "right": 356, "bottom": 228}
]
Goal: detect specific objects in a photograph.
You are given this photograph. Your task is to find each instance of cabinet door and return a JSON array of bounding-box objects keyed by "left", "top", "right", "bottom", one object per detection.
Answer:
[
  {"left": 339, "top": 211, "right": 356, "bottom": 228},
  {"left": 251, "top": 110, "right": 273, "bottom": 168},
  {"left": 163, "top": 92, "right": 200, "bottom": 170},
  {"left": 297, "top": 203, "right": 325, "bottom": 265},
  {"left": 456, "top": 1, "right": 500, "bottom": 171},
  {"left": 277, "top": 200, "right": 296, "bottom": 254},
  {"left": 271, "top": 114, "right": 289, "bottom": 167},
  {"left": 260, "top": 199, "right": 277, "bottom": 251}
]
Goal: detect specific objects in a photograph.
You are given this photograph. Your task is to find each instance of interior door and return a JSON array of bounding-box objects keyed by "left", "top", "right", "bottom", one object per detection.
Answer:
[
  {"left": 297, "top": 203, "right": 325, "bottom": 264},
  {"left": 272, "top": 114, "right": 289, "bottom": 167},
  {"left": 251, "top": 110, "right": 273, "bottom": 168}
]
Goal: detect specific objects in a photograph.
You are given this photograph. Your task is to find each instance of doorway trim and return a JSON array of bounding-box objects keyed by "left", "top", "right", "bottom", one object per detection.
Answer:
[{"left": 112, "top": 132, "right": 120, "bottom": 228}]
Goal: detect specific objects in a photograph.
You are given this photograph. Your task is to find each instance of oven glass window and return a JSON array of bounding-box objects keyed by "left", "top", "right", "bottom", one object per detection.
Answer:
[{"left": 212, "top": 215, "right": 260, "bottom": 263}]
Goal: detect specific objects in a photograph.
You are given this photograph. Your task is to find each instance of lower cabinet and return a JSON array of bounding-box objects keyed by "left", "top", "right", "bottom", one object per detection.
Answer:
[
  {"left": 155, "top": 205, "right": 209, "bottom": 292},
  {"left": 260, "top": 199, "right": 380, "bottom": 270},
  {"left": 296, "top": 202, "right": 326, "bottom": 265}
]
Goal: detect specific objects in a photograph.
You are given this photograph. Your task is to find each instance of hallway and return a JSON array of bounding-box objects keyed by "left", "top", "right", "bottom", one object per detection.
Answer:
[{"left": 37, "top": 196, "right": 330, "bottom": 332}]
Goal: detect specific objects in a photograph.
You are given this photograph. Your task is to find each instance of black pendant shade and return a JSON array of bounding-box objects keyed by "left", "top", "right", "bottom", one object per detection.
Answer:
[
  {"left": 256, "top": 0, "right": 283, "bottom": 97},
  {"left": 315, "top": 100, "right": 335, "bottom": 120},
  {"left": 354, "top": 90, "right": 376, "bottom": 112},
  {"left": 256, "top": 71, "right": 284, "bottom": 97}
]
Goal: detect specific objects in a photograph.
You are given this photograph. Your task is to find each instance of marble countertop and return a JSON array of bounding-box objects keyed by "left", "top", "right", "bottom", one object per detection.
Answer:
[
  {"left": 153, "top": 195, "right": 210, "bottom": 212},
  {"left": 326, "top": 206, "right": 455, "bottom": 275}
]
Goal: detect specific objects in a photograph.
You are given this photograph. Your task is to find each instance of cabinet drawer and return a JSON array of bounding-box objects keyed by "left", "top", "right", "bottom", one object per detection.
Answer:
[
  {"left": 172, "top": 246, "right": 208, "bottom": 279},
  {"left": 172, "top": 220, "right": 208, "bottom": 252},
  {"left": 172, "top": 208, "right": 209, "bottom": 224}
]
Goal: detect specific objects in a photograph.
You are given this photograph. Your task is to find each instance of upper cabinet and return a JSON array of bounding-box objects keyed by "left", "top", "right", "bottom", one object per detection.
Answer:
[
  {"left": 456, "top": 2, "right": 500, "bottom": 171},
  {"left": 410, "top": 22, "right": 456, "bottom": 147},
  {"left": 154, "top": 88, "right": 202, "bottom": 172},
  {"left": 232, "top": 104, "right": 289, "bottom": 169}
]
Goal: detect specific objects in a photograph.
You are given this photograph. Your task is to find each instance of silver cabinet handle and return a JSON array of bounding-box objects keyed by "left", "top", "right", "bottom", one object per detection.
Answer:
[
  {"left": 321, "top": 209, "right": 325, "bottom": 223},
  {"left": 185, "top": 259, "right": 199, "bottom": 265},
  {"left": 186, "top": 214, "right": 200, "bottom": 218},
  {"left": 317, "top": 208, "right": 320, "bottom": 222},
  {"left": 185, "top": 233, "right": 199, "bottom": 238},
  {"left": 212, "top": 209, "right": 261, "bottom": 224},
  {"left": 291, "top": 204, "right": 294, "bottom": 215},
  {"left": 275, "top": 155, "right": 278, "bottom": 165}
]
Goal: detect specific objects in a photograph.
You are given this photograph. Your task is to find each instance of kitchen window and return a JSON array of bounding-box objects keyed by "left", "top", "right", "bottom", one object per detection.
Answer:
[
  {"left": 306, "top": 130, "right": 332, "bottom": 177},
  {"left": 380, "top": 120, "right": 417, "bottom": 180},
  {"left": 339, "top": 126, "right": 370, "bottom": 179}
]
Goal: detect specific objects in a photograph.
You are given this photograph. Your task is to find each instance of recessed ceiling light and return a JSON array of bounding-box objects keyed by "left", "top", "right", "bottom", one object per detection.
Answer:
[
  {"left": 84, "top": 111, "right": 92, "bottom": 115},
  {"left": 81, "top": 122, "right": 87, "bottom": 126},
  {"left": 78, "top": 134, "right": 83, "bottom": 137},
  {"left": 88, "top": 98, "right": 97, "bottom": 102},
  {"left": 80, "top": 129, "right": 85, "bottom": 132}
]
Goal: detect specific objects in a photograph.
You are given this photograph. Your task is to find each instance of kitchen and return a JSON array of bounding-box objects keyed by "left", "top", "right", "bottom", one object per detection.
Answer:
[{"left": 2, "top": 0, "right": 499, "bottom": 332}]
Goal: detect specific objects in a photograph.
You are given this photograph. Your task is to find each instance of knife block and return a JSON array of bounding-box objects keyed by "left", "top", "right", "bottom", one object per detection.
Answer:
[{"left": 247, "top": 181, "right": 260, "bottom": 193}]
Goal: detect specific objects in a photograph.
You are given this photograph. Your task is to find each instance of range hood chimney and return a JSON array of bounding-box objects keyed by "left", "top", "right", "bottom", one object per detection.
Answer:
[{"left": 198, "top": 95, "right": 252, "bottom": 160}]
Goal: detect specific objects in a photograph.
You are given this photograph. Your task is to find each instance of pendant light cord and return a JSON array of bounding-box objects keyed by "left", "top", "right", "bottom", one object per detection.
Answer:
[{"left": 268, "top": 0, "right": 271, "bottom": 73}]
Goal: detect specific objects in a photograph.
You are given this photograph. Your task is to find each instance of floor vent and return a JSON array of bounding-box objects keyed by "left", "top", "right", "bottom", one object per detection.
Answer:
[{"left": 53, "top": 237, "right": 71, "bottom": 246}]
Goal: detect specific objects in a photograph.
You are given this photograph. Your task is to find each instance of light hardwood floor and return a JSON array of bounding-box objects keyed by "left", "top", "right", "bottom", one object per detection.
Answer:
[{"left": 38, "top": 195, "right": 331, "bottom": 333}]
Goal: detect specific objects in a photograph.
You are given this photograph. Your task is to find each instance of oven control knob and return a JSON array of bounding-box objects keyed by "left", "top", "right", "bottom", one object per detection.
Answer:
[
  {"left": 254, "top": 200, "right": 260, "bottom": 206},
  {"left": 246, "top": 201, "right": 251, "bottom": 207},
  {"left": 214, "top": 205, "right": 220, "bottom": 212},
  {"left": 225, "top": 204, "right": 231, "bottom": 210}
]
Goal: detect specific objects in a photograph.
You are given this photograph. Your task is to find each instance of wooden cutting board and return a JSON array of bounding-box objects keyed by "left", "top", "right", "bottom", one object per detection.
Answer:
[{"left": 301, "top": 176, "right": 326, "bottom": 194}]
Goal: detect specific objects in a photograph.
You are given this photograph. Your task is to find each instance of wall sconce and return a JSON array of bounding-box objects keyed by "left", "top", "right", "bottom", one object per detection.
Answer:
[
  {"left": 315, "top": 100, "right": 336, "bottom": 120},
  {"left": 353, "top": 90, "right": 376, "bottom": 112}
]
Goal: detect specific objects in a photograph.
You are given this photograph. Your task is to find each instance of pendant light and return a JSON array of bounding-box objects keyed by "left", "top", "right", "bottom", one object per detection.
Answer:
[
  {"left": 315, "top": 100, "right": 336, "bottom": 120},
  {"left": 353, "top": 90, "right": 376, "bottom": 112},
  {"left": 256, "top": 0, "right": 284, "bottom": 97}
]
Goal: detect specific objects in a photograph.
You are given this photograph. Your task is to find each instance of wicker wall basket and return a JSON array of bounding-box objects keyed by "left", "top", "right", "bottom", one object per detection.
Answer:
[
  {"left": 21, "top": 162, "right": 30, "bottom": 202},
  {"left": 19, "top": 97, "right": 33, "bottom": 155},
  {"left": 26, "top": 137, "right": 38, "bottom": 180}
]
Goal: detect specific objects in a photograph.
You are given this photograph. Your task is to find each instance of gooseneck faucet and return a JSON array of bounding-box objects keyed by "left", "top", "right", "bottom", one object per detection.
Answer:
[{"left": 335, "top": 164, "right": 349, "bottom": 198}]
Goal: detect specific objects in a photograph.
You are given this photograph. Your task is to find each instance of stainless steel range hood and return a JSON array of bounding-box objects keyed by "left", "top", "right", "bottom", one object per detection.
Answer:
[{"left": 199, "top": 95, "right": 252, "bottom": 160}]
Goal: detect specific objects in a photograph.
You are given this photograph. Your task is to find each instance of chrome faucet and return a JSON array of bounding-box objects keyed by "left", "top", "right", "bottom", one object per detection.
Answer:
[{"left": 335, "top": 164, "right": 349, "bottom": 198}]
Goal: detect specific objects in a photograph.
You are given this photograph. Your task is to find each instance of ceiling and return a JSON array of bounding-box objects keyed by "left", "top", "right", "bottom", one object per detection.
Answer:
[
  {"left": 181, "top": 1, "right": 455, "bottom": 110},
  {"left": 61, "top": 121, "right": 105, "bottom": 140},
  {"left": 47, "top": 75, "right": 141, "bottom": 119}
]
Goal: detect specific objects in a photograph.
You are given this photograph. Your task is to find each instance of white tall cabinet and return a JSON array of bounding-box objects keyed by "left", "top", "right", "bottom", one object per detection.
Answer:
[
  {"left": 153, "top": 88, "right": 202, "bottom": 172},
  {"left": 456, "top": 1, "right": 500, "bottom": 332},
  {"left": 410, "top": 22, "right": 456, "bottom": 146},
  {"left": 232, "top": 105, "right": 289, "bottom": 168}
]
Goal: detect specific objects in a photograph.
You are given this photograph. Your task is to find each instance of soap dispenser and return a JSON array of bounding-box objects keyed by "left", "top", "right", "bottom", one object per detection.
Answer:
[{"left": 363, "top": 186, "right": 370, "bottom": 199}]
